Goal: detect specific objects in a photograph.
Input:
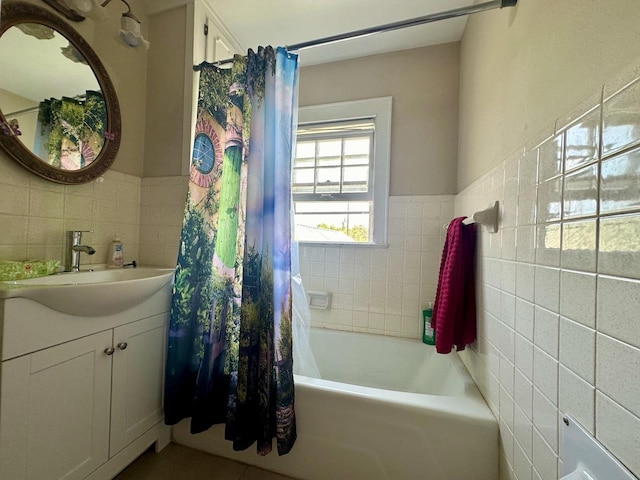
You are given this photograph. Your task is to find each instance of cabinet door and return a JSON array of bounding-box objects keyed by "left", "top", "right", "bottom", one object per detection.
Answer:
[
  {"left": 0, "top": 331, "right": 113, "bottom": 480},
  {"left": 194, "top": 0, "right": 237, "bottom": 63},
  {"left": 109, "top": 313, "right": 168, "bottom": 456}
]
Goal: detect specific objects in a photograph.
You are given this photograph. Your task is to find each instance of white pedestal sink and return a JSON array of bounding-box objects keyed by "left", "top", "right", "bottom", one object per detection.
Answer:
[{"left": 0, "top": 267, "right": 174, "bottom": 316}]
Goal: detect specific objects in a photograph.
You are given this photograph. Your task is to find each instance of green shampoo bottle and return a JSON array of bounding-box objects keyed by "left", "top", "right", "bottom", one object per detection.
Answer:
[{"left": 422, "top": 302, "right": 435, "bottom": 345}]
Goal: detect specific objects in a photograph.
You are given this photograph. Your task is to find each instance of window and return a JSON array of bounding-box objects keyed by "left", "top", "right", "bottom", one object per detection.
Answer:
[{"left": 293, "top": 97, "right": 391, "bottom": 245}]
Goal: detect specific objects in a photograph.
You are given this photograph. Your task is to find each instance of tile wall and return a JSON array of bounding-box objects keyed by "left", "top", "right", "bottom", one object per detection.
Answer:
[
  {"left": 298, "top": 195, "right": 454, "bottom": 339},
  {"left": 138, "top": 176, "right": 189, "bottom": 268},
  {"left": 0, "top": 158, "right": 141, "bottom": 267},
  {"left": 456, "top": 64, "right": 640, "bottom": 480}
]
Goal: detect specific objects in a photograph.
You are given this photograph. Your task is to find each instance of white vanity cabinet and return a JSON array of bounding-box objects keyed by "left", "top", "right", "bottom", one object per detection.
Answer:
[
  {"left": 109, "top": 315, "right": 167, "bottom": 456},
  {"left": 0, "top": 287, "right": 172, "bottom": 480},
  {"left": 1, "top": 331, "right": 113, "bottom": 480}
]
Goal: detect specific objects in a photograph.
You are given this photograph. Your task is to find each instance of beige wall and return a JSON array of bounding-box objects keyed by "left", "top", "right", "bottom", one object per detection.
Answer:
[
  {"left": 299, "top": 43, "right": 459, "bottom": 196},
  {"left": 143, "top": 5, "right": 190, "bottom": 177},
  {"left": 458, "top": 0, "right": 640, "bottom": 191}
]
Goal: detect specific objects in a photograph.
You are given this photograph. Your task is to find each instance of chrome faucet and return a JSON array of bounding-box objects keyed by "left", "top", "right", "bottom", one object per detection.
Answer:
[{"left": 64, "top": 230, "right": 96, "bottom": 272}]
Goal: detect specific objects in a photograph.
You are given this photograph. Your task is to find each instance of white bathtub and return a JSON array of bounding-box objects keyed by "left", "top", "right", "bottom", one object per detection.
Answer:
[{"left": 173, "top": 328, "right": 498, "bottom": 479}]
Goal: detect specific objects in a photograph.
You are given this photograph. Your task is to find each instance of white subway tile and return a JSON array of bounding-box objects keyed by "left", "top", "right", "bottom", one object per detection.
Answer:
[
  {"left": 559, "top": 365, "right": 595, "bottom": 434},
  {"left": 519, "top": 150, "right": 538, "bottom": 190},
  {"left": 602, "top": 79, "right": 640, "bottom": 157},
  {"left": 401, "top": 315, "right": 419, "bottom": 338},
  {"left": 515, "top": 333, "right": 534, "bottom": 381},
  {"left": 559, "top": 317, "right": 595, "bottom": 384},
  {"left": 597, "top": 275, "right": 640, "bottom": 349},
  {"left": 516, "top": 298, "right": 535, "bottom": 342},
  {"left": 0, "top": 156, "right": 30, "bottom": 188},
  {"left": 325, "top": 247, "right": 340, "bottom": 263},
  {"left": 563, "top": 164, "right": 598, "bottom": 220},
  {"left": 388, "top": 201, "right": 406, "bottom": 219},
  {"left": 406, "top": 202, "right": 422, "bottom": 219},
  {"left": 486, "top": 258, "right": 503, "bottom": 288},
  {"left": 516, "top": 225, "right": 536, "bottom": 263},
  {"left": 338, "top": 263, "right": 355, "bottom": 280},
  {"left": 504, "top": 156, "right": 519, "bottom": 197},
  {"left": 1, "top": 215, "right": 28, "bottom": 245},
  {"left": 595, "top": 391, "right": 640, "bottom": 477},
  {"left": 533, "top": 387, "right": 559, "bottom": 452},
  {"left": 564, "top": 108, "right": 600, "bottom": 172},
  {"left": 538, "top": 135, "right": 563, "bottom": 183},
  {"left": 515, "top": 368, "right": 534, "bottom": 420},
  {"left": 532, "top": 428, "right": 558, "bottom": 480},
  {"left": 561, "top": 219, "right": 597, "bottom": 272},
  {"left": 369, "top": 313, "right": 385, "bottom": 330},
  {"left": 514, "top": 403, "right": 533, "bottom": 460},
  {"left": 534, "top": 266, "right": 560, "bottom": 313},
  {"left": 500, "top": 392, "right": 516, "bottom": 446},
  {"left": 516, "top": 263, "right": 535, "bottom": 303},
  {"left": 600, "top": 147, "right": 640, "bottom": 215},
  {"left": 534, "top": 306, "right": 559, "bottom": 359},
  {"left": 485, "top": 285, "right": 501, "bottom": 319},
  {"left": 339, "top": 248, "right": 356, "bottom": 264},
  {"left": 501, "top": 355, "right": 516, "bottom": 396},
  {"left": 440, "top": 201, "right": 454, "bottom": 220},
  {"left": 501, "top": 292, "right": 516, "bottom": 329},
  {"left": 64, "top": 194, "right": 94, "bottom": 221},
  {"left": 534, "top": 347, "right": 558, "bottom": 405},
  {"left": 421, "top": 234, "right": 441, "bottom": 253},
  {"left": 597, "top": 333, "right": 640, "bottom": 419},
  {"left": 599, "top": 213, "right": 640, "bottom": 280},
  {"left": 338, "top": 278, "right": 354, "bottom": 295},
  {"left": 518, "top": 186, "right": 537, "bottom": 227},
  {"left": 369, "top": 296, "right": 385, "bottom": 314},
  {"left": 537, "top": 178, "right": 562, "bottom": 224},
  {"left": 503, "top": 195, "right": 518, "bottom": 229},
  {"left": 513, "top": 440, "right": 533, "bottom": 480},
  {"left": 27, "top": 217, "right": 63, "bottom": 245},
  {"left": 0, "top": 183, "right": 28, "bottom": 217},
  {"left": 502, "top": 261, "right": 517, "bottom": 295},
  {"left": 559, "top": 270, "right": 596, "bottom": 328},
  {"left": 502, "top": 227, "right": 517, "bottom": 260},
  {"left": 535, "top": 223, "right": 561, "bottom": 267},
  {"left": 354, "top": 263, "right": 371, "bottom": 279},
  {"left": 384, "top": 314, "right": 402, "bottom": 333},
  {"left": 500, "top": 418, "right": 515, "bottom": 473},
  {"left": 488, "top": 341, "right": 501, "bottom": 377},
  {"left": 19, "top": 184, "right": 53, "bottom": 219}
]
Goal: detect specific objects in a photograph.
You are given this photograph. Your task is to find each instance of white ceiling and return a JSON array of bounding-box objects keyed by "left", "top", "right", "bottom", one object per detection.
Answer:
[{"left": 207, "top": 0, "right": 473, "bottom": 65}]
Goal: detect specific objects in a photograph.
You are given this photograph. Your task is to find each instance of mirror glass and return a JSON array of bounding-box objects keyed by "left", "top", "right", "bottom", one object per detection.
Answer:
[{"left": 0, "top": 2, "right": 120, "bottom": 184}]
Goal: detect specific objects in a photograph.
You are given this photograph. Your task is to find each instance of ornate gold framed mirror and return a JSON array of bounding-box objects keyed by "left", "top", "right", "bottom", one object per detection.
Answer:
[{"left": 0, "top": 2, "right": 121, "bottom": 184}]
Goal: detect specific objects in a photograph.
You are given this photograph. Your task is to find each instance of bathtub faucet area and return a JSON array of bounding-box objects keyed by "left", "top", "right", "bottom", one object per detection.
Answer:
[{"left": 64, "top": 230, "right": 96, "bottom": 272}]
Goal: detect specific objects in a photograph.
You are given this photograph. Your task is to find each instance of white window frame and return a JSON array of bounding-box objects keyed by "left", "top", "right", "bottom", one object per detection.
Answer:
[{"left": 295, "top": 96, "right": 392, "bottom": 246}]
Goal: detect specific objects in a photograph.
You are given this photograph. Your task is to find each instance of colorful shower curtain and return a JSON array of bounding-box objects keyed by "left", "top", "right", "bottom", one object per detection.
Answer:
[
  {"left": 165, "top": 46, "right": 298, "bottom": 456},
  {"left": 35, "top": 91, "right": 106, "bottom": 169}
]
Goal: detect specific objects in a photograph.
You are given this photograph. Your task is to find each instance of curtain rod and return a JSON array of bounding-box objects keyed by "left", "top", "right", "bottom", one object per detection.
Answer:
[{"left": 194, "top": 0, "right": 517, "bottom": 71}]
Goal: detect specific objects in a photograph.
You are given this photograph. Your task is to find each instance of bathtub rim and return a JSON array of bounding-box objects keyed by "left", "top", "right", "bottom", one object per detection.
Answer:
[{"left": 294, "top": 329, "right": 496, "bottom": 425}]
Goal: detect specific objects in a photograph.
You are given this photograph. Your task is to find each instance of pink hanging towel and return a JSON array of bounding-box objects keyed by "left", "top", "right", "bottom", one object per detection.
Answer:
[{"left": 431, "top": 217, "right": 477, "bottom": 354}]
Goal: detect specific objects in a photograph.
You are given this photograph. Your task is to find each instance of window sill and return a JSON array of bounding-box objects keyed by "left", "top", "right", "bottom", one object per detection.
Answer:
[{"left": 297, "top": 241, "right": 389, "bottom": 248}]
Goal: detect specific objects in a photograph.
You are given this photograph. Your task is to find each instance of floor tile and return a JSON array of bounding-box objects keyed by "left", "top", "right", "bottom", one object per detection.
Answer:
[{"left": 115, "top": 443, "right": 298, "bottom": 480}]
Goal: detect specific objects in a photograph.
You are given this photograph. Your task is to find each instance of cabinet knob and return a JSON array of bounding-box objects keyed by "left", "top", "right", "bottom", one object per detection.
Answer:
[
  {"left": 104, "top": 347, "right": 115, "bottom": 355},
  {"left": 117, "top": 342, "right": 128, "bottom": 350}
]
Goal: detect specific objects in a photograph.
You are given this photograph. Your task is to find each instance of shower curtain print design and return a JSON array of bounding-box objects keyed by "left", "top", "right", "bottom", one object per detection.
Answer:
[{"left": 165, "top": 46, "right": 298, "bottom": 456}]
